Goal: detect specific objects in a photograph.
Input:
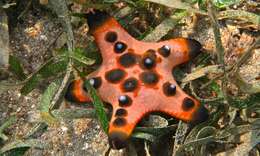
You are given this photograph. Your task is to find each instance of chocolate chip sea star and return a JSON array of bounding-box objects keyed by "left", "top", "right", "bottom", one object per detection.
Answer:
[{"left": 65, "top": 11, "right": 208, "bottom": 149}]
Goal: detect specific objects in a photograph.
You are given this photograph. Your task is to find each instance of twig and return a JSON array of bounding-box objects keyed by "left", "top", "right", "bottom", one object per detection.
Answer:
[
  {"left": 199, "top": 37, "right": 260, "bottom": 92},
  {"left": 145, "top": 0, "right": 207, "bottom": 15},
  {"left": 227, "top": 37, "right": 260, "bottom": 94},
  {"left": 0, "top": 8, "right": 9, "bottom": 68},
  {"left": 231, "top": 37, "right": 260, "bottom": 73},
  {"left": 24, "top": 122, "right": 48, "bottom": 139},
  {"left": 0, "top": 2, "right": 16, "bottom": 9},
  {"left": 17, "top": 0, "right": 32, "bottom": 20},
  {"left": 144, "top": 141, "right": 152, "bottom": 156},
  {"left": 231, "top": 72, "right": 260, "bottom": 94},
  {"left": 172, "top": 121, "right": 188, "bottom": 156},
  {"left": 190, "top": 82, "right": 224, "bottom": 102},
  {"left": 104, "top": 147, "right": 111, "bottom": 156},
  {"left": 207, "top": 1, "right": 229, "bottom": 106},
  {"left": 48, "top": 0, "right": 75, "bottom": 109},
  {"left": 218, "top": 10, "right": 260, "bottom": 26},
  {"left": 181, "top": 65, "right": 222, "bottom": 83},
  {"left": 176, "top": 136, "right": 215, "bottom": 154},
  {"left": 50, "top": 65, "right": 71, "bottom": 110},
  {"left": 143, "top": 11, "right": 188, "bottom": 42},
  {"left": 199, "top": 74, "right": 223, "bottom": 89},
  {"left": 207, "top": 1, "right": 225, "bottom": 68},
  {"left": 114, "top": 6, "right": 133, "bottom": 19}
]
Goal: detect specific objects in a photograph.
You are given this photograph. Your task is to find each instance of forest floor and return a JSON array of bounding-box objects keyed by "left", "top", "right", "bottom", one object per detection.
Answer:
[{"left": 0, "top": 1, "right": 259, "bottom": 156}]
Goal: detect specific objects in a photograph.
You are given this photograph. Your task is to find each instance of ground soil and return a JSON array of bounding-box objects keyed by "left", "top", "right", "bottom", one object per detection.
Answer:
[{"left": 0, "top": 3, "right": 259, "bottom": 156}]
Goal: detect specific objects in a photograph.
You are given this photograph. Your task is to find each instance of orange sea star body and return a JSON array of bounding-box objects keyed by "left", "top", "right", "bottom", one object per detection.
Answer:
[{"left": 65, "top": 11, "right": 208, "bottom": 149}]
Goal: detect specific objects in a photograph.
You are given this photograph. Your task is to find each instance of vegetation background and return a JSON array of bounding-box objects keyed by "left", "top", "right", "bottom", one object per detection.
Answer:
[{"left": 0, "top": 0, "right": 259, "bottom": 155}]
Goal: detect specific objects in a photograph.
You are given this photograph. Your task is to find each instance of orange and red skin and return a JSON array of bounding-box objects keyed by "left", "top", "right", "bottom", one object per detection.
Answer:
[
  {"left": 71, "top": 79, "right": 91, "bottom": 103},
  {"left": 68, "top": 16, "right": 206, "bottom": 148}
]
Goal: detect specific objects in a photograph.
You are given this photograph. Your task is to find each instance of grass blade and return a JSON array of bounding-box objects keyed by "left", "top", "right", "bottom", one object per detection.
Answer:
[
  {"left": 132, "top": 132, "right": 156, "bottom": 142},
  {"left": 84, "top": 80, "right": 109, "bottom": 133},
  {"left": 0, "top": 116, "right": 16, "bottom": 141},
  {"left": 39, "top": 81, "right": 60, "bottom": 124},
  {"left": 0, "top": 139, "right": 47, "bottom": 154},
  {"left": 69, "top": 48, "right": 95, "bottom": 65},
  {"left": 20, "top": 59, "right": 67, "bottom": 95},
  {"left": 134, "top": 124, "right": 177, "bottom": 137},
  {"left": 143, "top": 11, "right": 188, "bottom": 42},
  {"left": 20, "top": 74, "right": 41, "bottom": 95},
  {"left": 9, "top": 55, "right": 26, "bottom": 80},
  {"left": 213, "top": 0, "right": 241, "bottom": 8},
  {"left": 145, "top": 0, "right": 206, "bottom": 15}
]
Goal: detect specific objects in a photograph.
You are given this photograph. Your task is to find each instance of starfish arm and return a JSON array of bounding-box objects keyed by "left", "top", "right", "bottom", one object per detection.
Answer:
[
  {"left": 65, "top": 79, "right": 92, "bottom": 103},
  {"left": 165, "top": 38, "right": 202, "bottom": 66},
  {"left": 87, "top": 11, "right": 136, "bottom": 60},
  {"left": 108, "top": 103, "right": 148, "bottom": 149},
  {"left": 158, "top": 88, "right": 208, "bottom": 124},
  {"left": 161, "top": 96, "right": 208, "bottom": 124}
]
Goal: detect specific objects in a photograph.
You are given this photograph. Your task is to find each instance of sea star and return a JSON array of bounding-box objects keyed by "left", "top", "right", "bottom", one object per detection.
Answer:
[{"left": 65, "top": 11, "right": 208, "bottom": 149}]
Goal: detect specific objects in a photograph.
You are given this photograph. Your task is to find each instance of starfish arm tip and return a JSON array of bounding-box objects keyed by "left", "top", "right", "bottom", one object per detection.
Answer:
[
  {"left": 86, "top": 10, "right": 110, "bottom": 33},
  {"left": 65, "top": 79, "right": 92, "bottom": 103},
  {"left": 190, "top": 105, "right": 209, "bottom": 124},
  {"left": 108, "top": 131, "right": 129, "bottom": 149},
  {"left": 186, "top": 38, "right": 203, "bottom": 59}
]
